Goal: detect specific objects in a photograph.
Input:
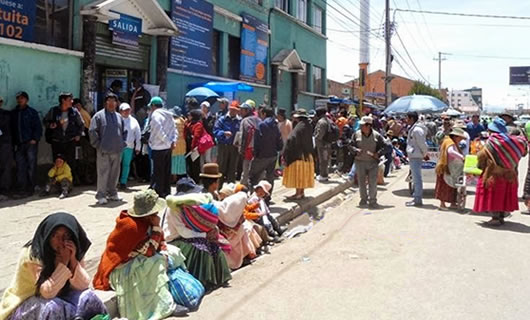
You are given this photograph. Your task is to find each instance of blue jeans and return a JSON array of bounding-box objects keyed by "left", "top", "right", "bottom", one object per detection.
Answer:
[
  {"left": 15, "top": 142, "right": 38, "bottom": 193},
  {"left": 409, "top": 158, "right": 423, "bottom": 203},
  {"left": 120, "top": 148, "right": 134, "bottom": 185}
]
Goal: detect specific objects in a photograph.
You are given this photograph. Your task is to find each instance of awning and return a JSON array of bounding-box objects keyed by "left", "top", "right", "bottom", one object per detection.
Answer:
[
  {"left": 81, "top": 0, "right": 178, "bottom": 36},
  {"left": 188, "top": 81, "right": 254, "bottom": 93},
  {"left": 272, "top": 49, "right": 305, "bottom": 73}
]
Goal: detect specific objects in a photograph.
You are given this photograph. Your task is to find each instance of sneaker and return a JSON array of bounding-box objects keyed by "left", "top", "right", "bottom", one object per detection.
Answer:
[
  {"left": 118, "top": 183, "right": 127, "bottom": 190},
  {"left": 97, "top": 198, "right": 108, "bottom": 205},
  {"left": 359, "top": 200, "right": 368, "bottom": 208},
  {"left": 108, "top": 195, "right": 123, "bottom": 202},
  {"left": 405, "top": 201, "right": 423, "bottom": 207},
  {"left": 171, "top": 304, "right": 189, "bottom": 317},
  {"left": 316, "top": 175, "right": 329, "bottom": 182},
  {"left": 59, "top": 192, "right": 68, "bottom": 199}
]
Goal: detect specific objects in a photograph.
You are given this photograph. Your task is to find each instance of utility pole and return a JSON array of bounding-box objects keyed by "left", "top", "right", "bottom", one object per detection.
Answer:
[
  {"left": 384, "top": 0, "right": 392, "bottom": 107},
  {"left": 434, "top": 52, "right": 450, "bottom": 90}
]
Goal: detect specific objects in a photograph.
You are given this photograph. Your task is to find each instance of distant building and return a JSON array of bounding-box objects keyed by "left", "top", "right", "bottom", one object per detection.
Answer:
[
  {"left": 327, "top": 70, "right": 416, "bottom": 104},
  {"left": 450, "top": 89, "right": 482, "bottom": 114}
]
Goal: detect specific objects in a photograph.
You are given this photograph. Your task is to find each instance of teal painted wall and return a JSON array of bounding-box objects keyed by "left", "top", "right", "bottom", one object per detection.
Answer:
[{"left": 0, "top": 44, "right": 81, "bottom": 114}]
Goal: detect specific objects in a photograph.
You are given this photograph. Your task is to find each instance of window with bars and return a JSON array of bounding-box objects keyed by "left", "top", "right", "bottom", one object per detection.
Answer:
[
  {"left": 313, "top": 66, "right": 323, "bottom": 94},
  {"left": 296, "top": 0, "right": 307, "bottom": 23},
  {"left": 313, "top": 6, "right": 323, "bottom": 33},
  {"left": 275, "top": 0, "right": 288, "bottom": 11},
  {"left": 34, "top": 0, "right": 72, "bottom": 49}
]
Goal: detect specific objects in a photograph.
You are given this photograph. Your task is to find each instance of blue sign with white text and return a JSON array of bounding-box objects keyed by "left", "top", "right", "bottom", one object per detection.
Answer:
[
  {"left": 240, "top": 14, "right": 268, "bottom": 84},
  {"left": 169, "top": 0, "right": 214, "bottom": 75},
  {"left": 109, "top": 11, "right": 142, "bottom": 47},
  {"left": 0, "top": 0, "right": 36, "bottom": 41}
]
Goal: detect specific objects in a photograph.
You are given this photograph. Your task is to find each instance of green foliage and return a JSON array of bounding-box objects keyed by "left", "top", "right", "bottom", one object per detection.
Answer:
[{"left": 408, "top": 81, "right": 443, "bottom": 100}]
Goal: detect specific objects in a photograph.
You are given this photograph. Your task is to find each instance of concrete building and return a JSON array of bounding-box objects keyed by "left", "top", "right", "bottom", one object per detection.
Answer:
[
  {"left": 327, "top": 70, "right": 415, "bottom": 103},
  {"left": 450, "top": 89, "right": 481, "bottom": 114},
  {"left": 0, "top": 0, "right": 327, "bottom": 162}
]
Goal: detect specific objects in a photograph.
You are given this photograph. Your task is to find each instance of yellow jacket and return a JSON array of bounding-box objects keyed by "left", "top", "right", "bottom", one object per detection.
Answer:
[{"left": 48, "top": 163, "right": 73, "bottom": 183}]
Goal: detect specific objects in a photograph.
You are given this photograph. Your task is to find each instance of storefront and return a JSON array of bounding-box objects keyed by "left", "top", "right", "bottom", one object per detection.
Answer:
[{"left": 80, "top": 0, "right": 177, "bottom": 110}]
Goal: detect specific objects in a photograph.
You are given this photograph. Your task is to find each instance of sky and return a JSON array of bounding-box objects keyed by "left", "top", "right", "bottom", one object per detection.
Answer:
[{"left": 326, "top": 0, "right": 530, "bottom": 109}]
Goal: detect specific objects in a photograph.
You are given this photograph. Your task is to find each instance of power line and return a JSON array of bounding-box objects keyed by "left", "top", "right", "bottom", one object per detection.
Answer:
[
  {"left": 393, "top": 29, "right": 432, "bottom": 84},
  {"left": 451, "top": 53, "right": 530, "bottom": 60},
  {"left": 395, "top": 9, "right": 530, "bottom": 20},
  {"left": 327, "top": 27, "right": 383, "bottom": 33},
  {"left": 401, "top": 0, "right": 437, "bottom": 55},
  {"left": 413, "top": 0, "right": 438, "bottom": 52},
  {"left": 397, "top": 21, "right": 530, "bottom": 28}
]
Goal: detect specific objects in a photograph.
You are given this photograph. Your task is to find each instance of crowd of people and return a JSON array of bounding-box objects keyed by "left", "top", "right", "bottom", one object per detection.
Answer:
[{"left": 2, "top": 86, "right": 530, "bottom": 319}]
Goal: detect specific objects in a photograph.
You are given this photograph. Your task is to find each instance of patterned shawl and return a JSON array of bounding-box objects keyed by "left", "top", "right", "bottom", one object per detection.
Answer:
[
  {"left": 181, "top": 204, "right": 231, "bottom": 253},
  {"left": 485, "top": 133, "right": 527, "bottom": 170}
]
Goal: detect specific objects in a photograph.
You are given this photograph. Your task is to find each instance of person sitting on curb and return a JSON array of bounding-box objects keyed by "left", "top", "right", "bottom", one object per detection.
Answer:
[
  {"left": 248, "top": 180, "right": 286, "bottom": 242},
  {"left": 40, "top": 154, "right": 73, "bottom": 199}
]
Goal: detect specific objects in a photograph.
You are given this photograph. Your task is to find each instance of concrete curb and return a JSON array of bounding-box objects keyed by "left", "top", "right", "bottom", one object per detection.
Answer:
[{"left": 97, "top": 178, "right": 356, "bottom": 318}]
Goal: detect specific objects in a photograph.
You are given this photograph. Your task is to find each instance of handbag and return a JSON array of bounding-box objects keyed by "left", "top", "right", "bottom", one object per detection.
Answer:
[{"left": 197, "top": 133, "right": 215, "bottom": 155}]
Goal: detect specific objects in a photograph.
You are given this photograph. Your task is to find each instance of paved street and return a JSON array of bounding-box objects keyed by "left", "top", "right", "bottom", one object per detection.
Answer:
[
  {"left": 2, "top": 160, "right": 530, "bottom": 320},
  {"left": 178, "top": 160, "right": 530, "bottom": 320}
]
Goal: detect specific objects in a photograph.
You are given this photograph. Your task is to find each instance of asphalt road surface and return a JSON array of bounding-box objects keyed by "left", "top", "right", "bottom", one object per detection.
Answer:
[{"left": 180, "top": 160, "right": 530, "bottom": 320}]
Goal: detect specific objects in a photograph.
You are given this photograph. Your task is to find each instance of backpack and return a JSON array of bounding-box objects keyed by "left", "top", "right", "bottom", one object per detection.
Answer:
[{"left": 323, "top": 119, "right": 340, "bottom": 143}]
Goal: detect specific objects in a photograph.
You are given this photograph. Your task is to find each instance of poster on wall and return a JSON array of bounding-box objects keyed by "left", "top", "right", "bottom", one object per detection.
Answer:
[
  {"left": 169, "top": 0, "right": 214, "bottom": 75},
  {"left": 0, "top": 0, "right": 36, "bottom": 41},
  {"left": 240, "top": 14, "right": 269, "bottom": 84},
  {"left": 109, "top": 11, "right": 142, "bottom": 47}
]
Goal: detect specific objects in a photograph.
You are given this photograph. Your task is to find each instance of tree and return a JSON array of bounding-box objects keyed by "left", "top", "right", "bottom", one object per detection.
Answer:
[{"left": 408, "top": 81, "right": 443, "bottom": 100}]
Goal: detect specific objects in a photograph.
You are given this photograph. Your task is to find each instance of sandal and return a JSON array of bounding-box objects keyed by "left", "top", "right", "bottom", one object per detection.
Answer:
[
  {"left": 439, "top": 207, "right": 450, "bottom": 212},
  {"left": 285, "top": 194, "right": 304, "bottom": 201}
]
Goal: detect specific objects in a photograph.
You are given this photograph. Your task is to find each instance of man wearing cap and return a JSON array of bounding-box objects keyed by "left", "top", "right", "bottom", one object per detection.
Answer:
[
  {"left": 43, "top": 92, "right": 85, "bottom": 184},
  {"left": 0, "top": 96, "right": 12, "bottom": 200},
  {"left": 236, "top": 101, "right": 261, "bottom": 186},
  {"left": 119, "top": 103, "right": 141, "bottom": 190},
  {"left": 147, "top": 96, "right": 177, "bottom": 198},
  {"left": 213, "top": 101, "right": 241, "bottom": 187},
  {"left": 314, "top": 107, "right": 332, "bottom": 182},
  {"left": 216, "top": 97, "right": 229, "bottom": 121},
  {"left": 249, "top": 107, "right": 283, "bottom": 197},
  {"left": 351, "top": 116, "right": 386, "bottom": 209},
  {"left": 11, "top": 91, "right": 43, "bottom": 198},
  {"left": 405, "top": 111, "right": 429, "bottom": 207},
  {"left": 500, "top": 113, "right": 522, "bottom": 136},
  {"left": 89, "top": 93, "right": 127, "bottom": 205}
]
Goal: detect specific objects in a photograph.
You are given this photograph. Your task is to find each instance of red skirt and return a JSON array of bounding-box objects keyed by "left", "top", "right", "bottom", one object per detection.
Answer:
[
  {"left": 473, "top": 176, "right": 519, "bottom": 212},
  {"left": 435, "top": 174, "right": 456, "bottom": 203}
]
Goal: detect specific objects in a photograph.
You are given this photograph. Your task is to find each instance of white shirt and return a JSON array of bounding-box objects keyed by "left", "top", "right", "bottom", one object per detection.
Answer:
[
  {"left": 149, "top": 108, "right": 177, "bottom": 150},
  {"left": 123, "top": 116, "right": 141, "bottom": 151}
]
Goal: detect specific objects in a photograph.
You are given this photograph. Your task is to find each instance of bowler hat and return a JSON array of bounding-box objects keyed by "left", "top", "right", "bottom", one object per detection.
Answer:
[{"left": 200, "top": 163, "right": 223, "bottom": 179}]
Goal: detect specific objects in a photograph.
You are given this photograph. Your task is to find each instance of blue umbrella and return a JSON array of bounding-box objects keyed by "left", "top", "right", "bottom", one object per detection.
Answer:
[
  {"left": 185, "top": 87, "right": 219, "bottom": 99},
  {"left": 384, "top": 95, "right": 448, "bottom": 115},
  {"left": 189, "top": 81, "right": 254, "bottom": 93}
]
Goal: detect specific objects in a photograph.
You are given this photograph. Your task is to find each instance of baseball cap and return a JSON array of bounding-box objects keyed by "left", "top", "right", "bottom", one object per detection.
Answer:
[
  {"left": 16, "top": 91, "right": 29, "bottom": 100},
  {"left": 200, "top": 101, "right": 211, "bottom": 109},
  {"left": 119, "top": 103, "right": 131, "bottom": 111},
  {"left": 104, "top": 92, "right": 118, "bottom": 101},
  {"left": 148, "top": 96, "right": 164, "bottom": 107}
]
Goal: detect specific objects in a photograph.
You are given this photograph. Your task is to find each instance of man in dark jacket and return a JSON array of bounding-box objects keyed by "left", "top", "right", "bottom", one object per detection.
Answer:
[
  {"left": 0, "top": 96, "right": 13, "bottom": 199},
  {"left": 130, "top": 78, "right": 151, "bottom": 128},
  {"left": 249, "top": 107, "right": 283, "bottom": 196},
  {"left": 11, "top": 91, "right": 43, "bottom": 198},
  {"left": 43, "top": 92, "right": 85, "bottom": 184},
  {"left": 213, "top": 101, "right": 241, "bottom": 188},
  {"left": 314, "top": 107, "right": 331, "bottom": 182}
]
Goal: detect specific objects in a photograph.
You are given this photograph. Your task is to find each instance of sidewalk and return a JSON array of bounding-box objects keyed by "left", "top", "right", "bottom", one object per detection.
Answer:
[{"left": 0, "top": 170, "right": 406, "bottom": 317}]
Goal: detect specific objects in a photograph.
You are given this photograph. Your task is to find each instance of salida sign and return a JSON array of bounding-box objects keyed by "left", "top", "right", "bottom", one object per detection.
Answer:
[
  {"left": 109, "top": 11, "right": 142, "bottom": 47},
  {"left": 0, "top": 0, "right": 36, "bottom": 41}
]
